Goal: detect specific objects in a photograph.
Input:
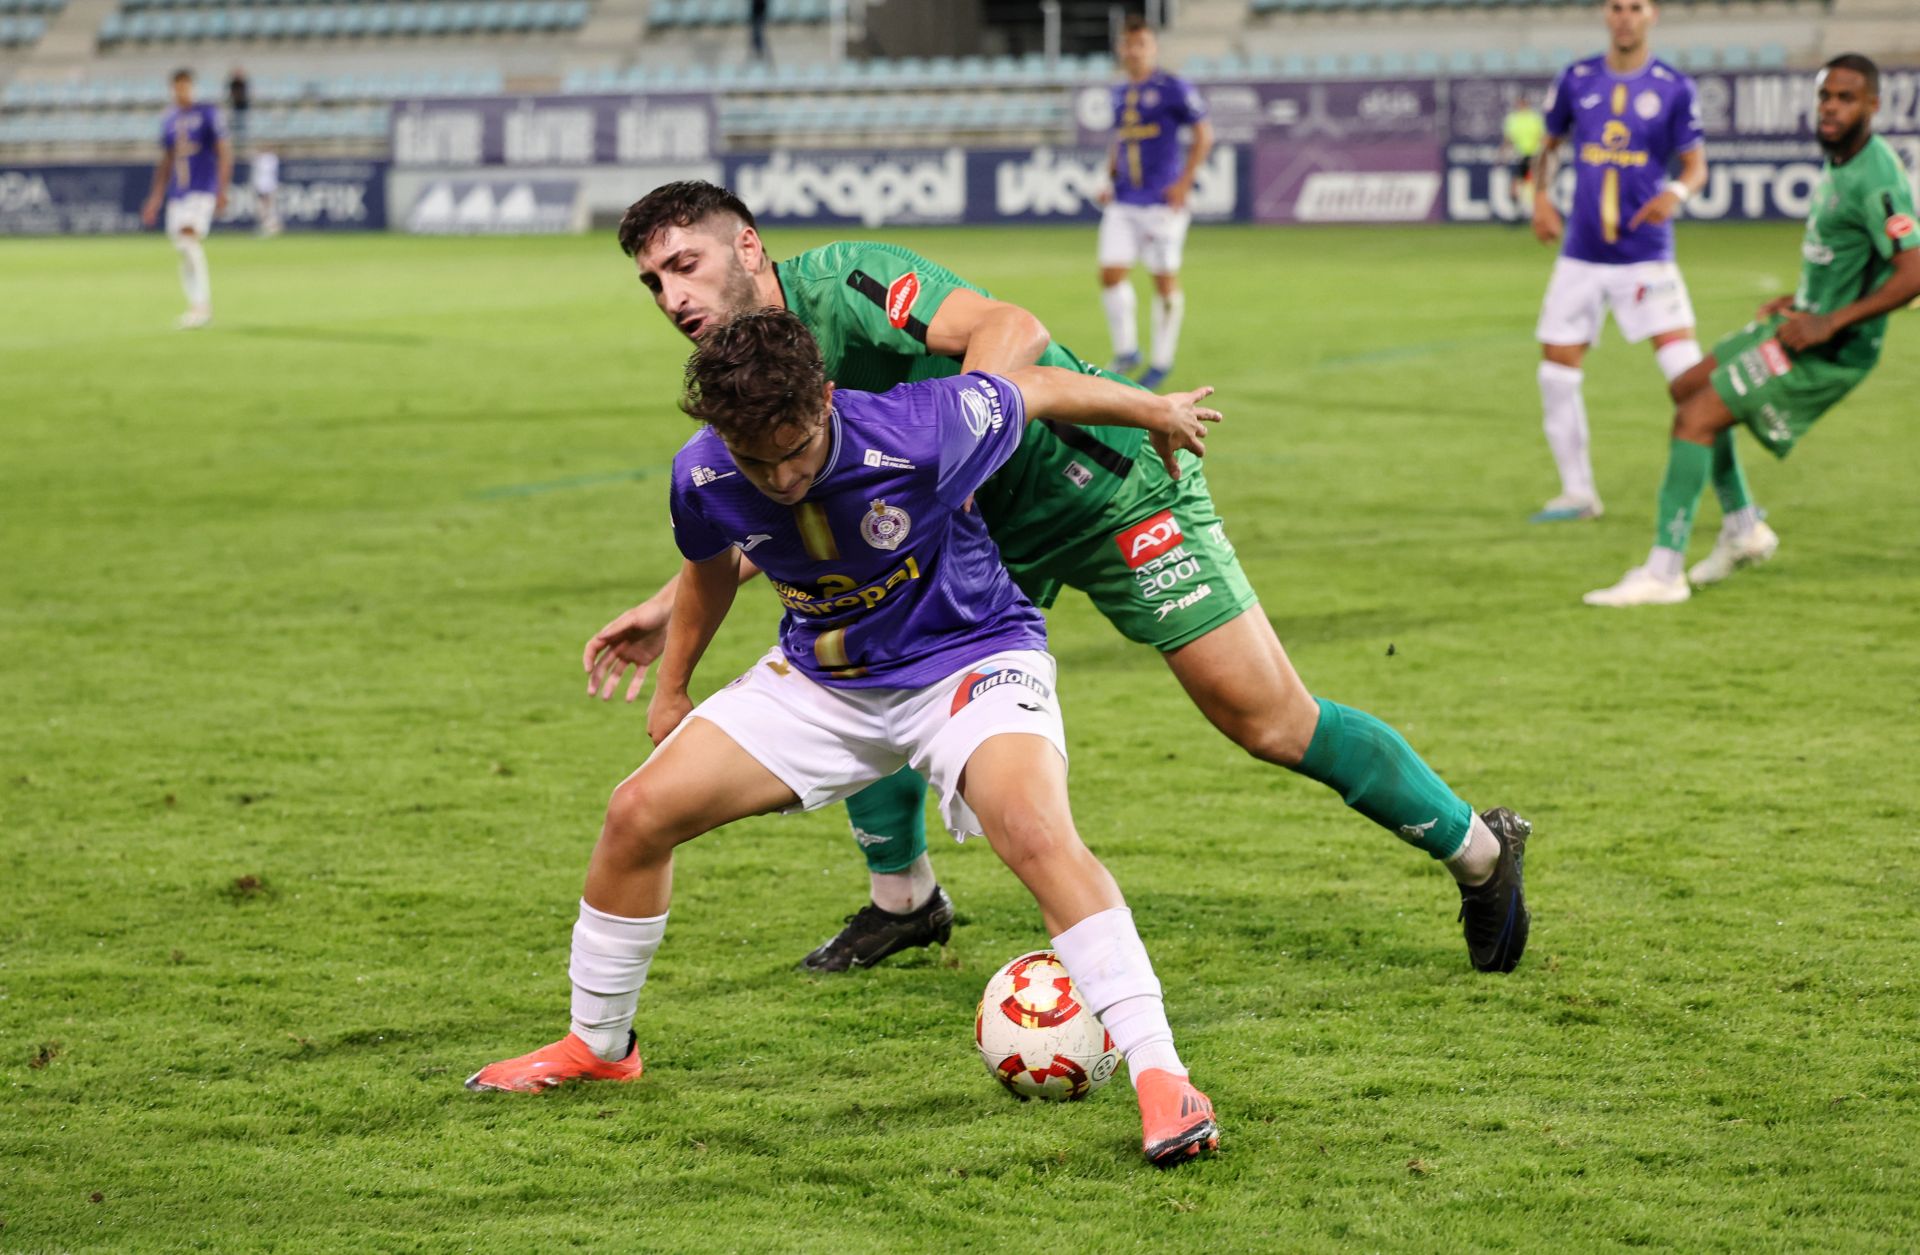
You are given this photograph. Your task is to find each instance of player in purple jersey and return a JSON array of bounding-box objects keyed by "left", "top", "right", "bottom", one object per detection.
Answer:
[
  {"left": 1098, "top": 16, "right": 1213, "bottom": 389},
  {"left": 1528, "top": 0, "right": 1707, "bottom": 524},
  {"left": 469, "top": 310, "right": 1226, "bottom": 1168},
  {"left": 140, "top": 69, "right": 230, "bottom": 331}
]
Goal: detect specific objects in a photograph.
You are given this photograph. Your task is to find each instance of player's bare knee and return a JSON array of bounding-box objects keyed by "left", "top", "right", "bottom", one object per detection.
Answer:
[
  {"left": 600, "top": 775, "right": 680, "bottom": 860},
  {"left": 987, "top": 802, "right": 1075, "bottom": 870}
]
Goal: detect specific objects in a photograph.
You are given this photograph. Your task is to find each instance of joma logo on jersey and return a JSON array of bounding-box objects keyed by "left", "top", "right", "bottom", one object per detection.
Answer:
[
  {"left": 886, "top": 272, "right": 920, "bottom": 328},
  {"left": 950, "top": 666, "right": 1051, "bottom": 715},
  {"left": 1115, "top": 510, "right": 1184, "bottom": 569}
]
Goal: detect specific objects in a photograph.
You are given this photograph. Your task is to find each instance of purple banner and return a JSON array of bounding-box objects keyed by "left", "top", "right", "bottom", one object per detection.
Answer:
[
  {"left": 391, "top": 93, "right": 715, "bottom": 168},
  {"left": 1252, "top": 140, "right": 1443, "bottom": 224},
  {"left": 0, "top": 159, "right": 386, "bottom": 235}
]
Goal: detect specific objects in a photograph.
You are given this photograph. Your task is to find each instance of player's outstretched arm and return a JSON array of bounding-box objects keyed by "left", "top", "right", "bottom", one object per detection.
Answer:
[
  {"left": 1002, "top": 366, "right": 1221, "bottom": 478},
  {"left": 584, "top": 557, "right": 765, "bottom": 703},
  {"left": 646, "top": 551, "right": 743, "bottom": 745},
  {"left": 1780, "top": 247, "right": 1920, "bottom": 350}
]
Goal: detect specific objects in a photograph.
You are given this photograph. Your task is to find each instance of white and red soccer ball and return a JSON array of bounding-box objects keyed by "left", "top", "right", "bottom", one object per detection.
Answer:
[{"left": 975, "top": 950, "right": 1120, "bottom": 1101}]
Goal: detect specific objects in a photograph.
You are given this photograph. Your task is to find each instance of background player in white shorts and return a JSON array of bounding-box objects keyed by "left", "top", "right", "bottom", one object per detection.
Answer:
[
  {"left": 1528, "top": 0, "right": 1707, "bottom": 522},
  {"left": 140, "top": 69, "right": 230, "bottom": 330},
  {"left": 1098, "top": 16, "right": 1212, "bottom": 390},
  {"left": 468, "top": 310, "right": 1227, "bottom": 1168},
  {"left": 250, "top": 150, "right": 281, "bottom": 237}
]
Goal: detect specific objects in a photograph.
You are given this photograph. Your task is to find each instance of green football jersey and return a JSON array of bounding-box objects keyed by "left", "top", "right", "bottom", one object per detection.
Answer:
[
  {"left": 1794, "top": 135, "right": 1919, "bottom": 368},
  {"left": 773, "top": 240, "right": 1148, "bottom": 569}
]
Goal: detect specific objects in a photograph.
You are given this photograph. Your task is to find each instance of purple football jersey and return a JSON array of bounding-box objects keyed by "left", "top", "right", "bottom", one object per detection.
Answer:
[
  {"left": 1543, "top": 55, "right": 1703, "bottom": 265},
  {"left": 1111, "top": 71, "right": 1206, "bottom": 206},
  {"left": 669, "top": 372, "right": 1047, "bottom": 689},
  {"left": 160, "top": 102, "right": 225, "bottom": 198}
]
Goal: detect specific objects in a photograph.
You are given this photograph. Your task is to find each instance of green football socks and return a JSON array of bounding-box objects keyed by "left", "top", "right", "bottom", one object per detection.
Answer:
[
  {"left": 1297, "top": 698, "right": 1472, "bottom": 859},
  {"left": 1711, "top": 430, "right": 1752, "bottom": 515},
  {"left": 1654, "top": 437, "right": 1714, "bottom": 556},
  {"left": 842, "top": 765, "right": 930, "bottom": 875}
]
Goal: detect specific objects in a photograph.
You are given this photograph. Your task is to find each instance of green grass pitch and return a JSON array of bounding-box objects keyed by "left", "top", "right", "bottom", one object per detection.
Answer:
[{"left": 3, "top": 222, "right": 1917, "bottom": 1251}]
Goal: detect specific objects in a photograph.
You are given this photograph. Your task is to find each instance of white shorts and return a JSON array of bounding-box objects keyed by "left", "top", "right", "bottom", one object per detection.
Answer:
[
  {"left": 1535, "top": 256, "right": 1695, "bottom": 346},
  {"left": 686, "top": 646, "right": 1067, "bottom": 840},
  {"left": 165, "top": 192, "right": 216, "bottom": 242},
  {"left": 1098, "top": 201, "right": 1191, "bottom": 273}
]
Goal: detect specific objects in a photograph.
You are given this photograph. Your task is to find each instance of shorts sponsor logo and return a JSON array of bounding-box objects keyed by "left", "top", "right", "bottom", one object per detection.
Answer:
[
  {"left": 1063, "top": 460, "right": 1093, "bottom": 488},
  {"left": 886, "top": 271, "right": 920, "bottom": 327},
  {"left": 1115, "top": 509, "right": 1183, "bottom": 569},
  {"left": 1758, "top": 338, "right": 1791, "bottom": 377},
  {"left": 860, "top": 498, "right": 911, "bottom": 551},
  {"left": 1207, "top": 521, "right": 1234, "bottom": 554},
  {"left": 1889, "top": 214, "right": 1916, "bottom": 241},
  {"left": 950, "top": 665, "right": 1052, "bottom": 715},
  {"left": 1153, "top": 581, "right": 1213, "bottom": 621},
  {"left": 863, "top": 448, "right": 914, "bottom": 469},
  {"left": 1134, "top": 544, "right": 1203, "bottom": 600},
  {"left": 1757, "top": 401, "right": 1793, "bottom": 445}
]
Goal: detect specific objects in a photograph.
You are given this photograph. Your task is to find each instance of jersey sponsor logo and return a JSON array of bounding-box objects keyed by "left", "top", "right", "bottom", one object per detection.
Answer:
[
  {"left": 690, "top": 465, "right": 736, "bottom": 486},
  {"left": 1063, "top": 461, "right": 1093, "bottom": 488},
  {"left": 1889, "top": 214, "right": 1916, "bottom": 241},
  {"left": 1152, "top": 581, "right": 1213, "bottom": 621},
  {"left": 1115, "top": 509, "right": 1184, "bottom": 569},
  {"left": 863, "top": 448, "right": 914, "bottom": 469},
  {"left": 950, "top": 665, "right": 1052, "bottom": 715},
  {"left": 773, "top": 554, "right": 921, "bottom": 616},
  {"left": 886, "top": 271, "right": 920, "bottom": 327},
  {"left": 1634, "top": 90, "right": 1663, "bottom": 121},
  {"left": 959, "top": 384, "right": 1004, "bottom": 438},
  {"left": 860, "top": 499, "right": 911, "bottom": 551}
]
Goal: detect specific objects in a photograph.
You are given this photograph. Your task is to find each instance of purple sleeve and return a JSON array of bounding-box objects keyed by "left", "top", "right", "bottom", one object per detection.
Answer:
[
  {"left": 209, "top": 106, "right": 228, "bottom": 141},
  {"left": 1178, "top": 78, "right": 1208, "bottom": 124},
  {"left": 932, "top": 372, "right": 1027, "bottom": 509},
  {"left": 1670, "top": 77, "right": 1704, "bottom": 154},
  {"left": 1542, "top": 67, "right": 1574, "bottom": 138},
  {"left": 668, "top": 474, "right": 734, "bottom": 562}
]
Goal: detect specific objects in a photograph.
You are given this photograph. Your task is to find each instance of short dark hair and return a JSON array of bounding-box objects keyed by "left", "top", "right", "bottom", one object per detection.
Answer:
[
  {"left": 680, "top": 308, "right": 826, "bottom": 446},
  {"left": 1121, "top": 15, "right": 1151, "bottom": 36},
  {"left": 1821, "top": 53, "right": 1880, "bottom": 98},
  {"left": 618, "top": 181, "right": 757, "bottom": 258},
  {"left": 171, "top": 68, "right": 193, "bottom": 83}
]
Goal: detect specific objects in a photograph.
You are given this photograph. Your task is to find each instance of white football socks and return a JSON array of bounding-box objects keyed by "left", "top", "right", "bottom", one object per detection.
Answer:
[
  {"left": 1537, "top": 361, "right": 1594, "bottom": 500},
  {"left": 1051, "top": 907, "right": 1184, "bottom": 1084},
  {"left": 1646, "top": 546, "right": 1687, "bottom": 582},
  {"left": 174, "top": 236, "right": 210, "bottom": 311},
  {"left": 568, "top": 900, "right": 667, "bottom": 1061},
  {"left": 1654, "top": 337, "right": 1703, "bottom": 383},
  {"left": 1443, "top": 812, "right": 1501, "bottom": 886},
  {"left": 1722, "top": 505, "right": 1761, "bottom": 538},
  {"left": 1149, "top": 289, "right": 1185, "bottom": 372},
  {"left": 869, "top": 851, "right": 937, "bottom": 915},
  {"left": 1101, "top": 281, "right": 1138, "bottom": 360}
]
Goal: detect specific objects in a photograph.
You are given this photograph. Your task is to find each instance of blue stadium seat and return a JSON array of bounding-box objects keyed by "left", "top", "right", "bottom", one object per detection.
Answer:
[{"left": 1757, "top": 44, "right": 1788, "bottom": 69}]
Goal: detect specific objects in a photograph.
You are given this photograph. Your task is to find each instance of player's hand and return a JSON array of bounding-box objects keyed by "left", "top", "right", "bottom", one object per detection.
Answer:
[
  {"left": 1756, "top": 294, "right": 1795, "bottom": 319},
  {"left": 214, "top": 190, "right": 228, "bottom": 216},
  {"left": 140, "top": 196, "right": 160, "bottom": 227},
  {"left": 646, "top": 687, "right": 694, "bottom": 747},
  {"left": 1149, "top": 386, "right": 1222, "bottom": 478},
  {"left": 584, "top": 600, "right": 672, "bottom": 703},
  {"left": 1776, "top": 310, "right": 1836, "bottom": 352},
  {"left": 1165, "top": 179, "right": 1192, "bottom": 211},
  {"left": 1531, "top": 198, "right": 1562, "bottom": 245},
  {"left": 1627, "top": 189, "right": 1681, "bottom": 231},
  {"left": 1096, "top": 184, "right": 1114, "bottom": 207}
]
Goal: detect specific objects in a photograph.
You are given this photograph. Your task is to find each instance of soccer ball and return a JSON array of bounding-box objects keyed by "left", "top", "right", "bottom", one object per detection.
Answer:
[{"left": 975, "top": 949, "right": 1120, "bottom": 1101}]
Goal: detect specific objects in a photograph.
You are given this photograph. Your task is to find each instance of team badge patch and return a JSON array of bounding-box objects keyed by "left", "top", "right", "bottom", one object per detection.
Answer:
[
  {"left": 1889, "top": 214, "right": 1916, "bottom": 241},
  {"left": 886, "top": 272, "right": 920, "bottom": 328},
  {"left": 860, "top": 499, "right": 911, "bottom": 551},
  {"left": 1114, "top": 509, "right": 1183, "bottom": 570},
  {"left": 950, "top": 665, "right": 1052, "bottom": 715},
  {"left": 1634, "top": 90, "right": 1662, "bottom": 120}
]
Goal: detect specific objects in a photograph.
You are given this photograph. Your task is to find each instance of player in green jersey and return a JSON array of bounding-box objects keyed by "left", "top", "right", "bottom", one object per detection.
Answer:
[
  {"left": 586, "top": 181, "right": 1533, "bottom": 974},
  {"left": 1586, "top": 54, "right": 1920, "bottom": 606}
]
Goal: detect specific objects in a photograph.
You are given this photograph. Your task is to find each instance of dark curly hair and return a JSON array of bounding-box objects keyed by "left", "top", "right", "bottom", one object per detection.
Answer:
[
  {"left": 618, "top": 181, "right": 757, "bottom": 258},
  {"left": 680, "top": 309, "right": 827, "bottom": 446},
  {"left": 1821, "top": 53, "right": 1880, "bottom": 99}
]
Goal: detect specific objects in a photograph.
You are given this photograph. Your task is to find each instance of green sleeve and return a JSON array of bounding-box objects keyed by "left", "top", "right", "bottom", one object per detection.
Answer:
[
  {"left": 795, "top": 240, "right": 988, "bottom": 359},
  {"left": 1863, "top": 155, "right": 1919, "bottom": 262}
]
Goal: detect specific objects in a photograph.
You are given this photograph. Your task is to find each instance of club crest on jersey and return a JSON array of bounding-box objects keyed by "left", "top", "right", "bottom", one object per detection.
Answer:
[
  {"left": 886, "top": 272, "right": 920, "bottom": 328},
  {"left": 959, "top": 384, "right": 1004, "bottom": 438},
  {"left": 1634, "top": 90, "right": 1662, "bottom": 121},
  {"left": 1115, "top": 509, "right": 1183, "bottom": 569},
  {"left": 950, "top": 665, "right": 1051, "bottom": 715},
  {"left": 860, "top": 499, "right": 911, "bottom": 550}
]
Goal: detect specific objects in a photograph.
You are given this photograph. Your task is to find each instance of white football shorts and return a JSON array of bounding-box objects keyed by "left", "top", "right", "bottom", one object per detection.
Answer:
[
  {"left": 1098, "top": 201, "right": 1191, "bottom": 273},
  {"left": 164, "top": 192, "right": 216, "bottom": 242},
  {"left": 683, "top": 646, "right": 1067, "bottom": 840},
  {"left": 1536, "top": 255, "right": 1696, "bottom": 346}
]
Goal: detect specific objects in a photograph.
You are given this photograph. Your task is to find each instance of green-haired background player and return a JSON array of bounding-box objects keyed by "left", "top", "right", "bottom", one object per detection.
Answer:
[
  {"left": 1587, "top": 54, "right": 1920, "bottom": 606},
  {"left": 586, "top": 181, "right": 1532, "bottom": 974}
]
